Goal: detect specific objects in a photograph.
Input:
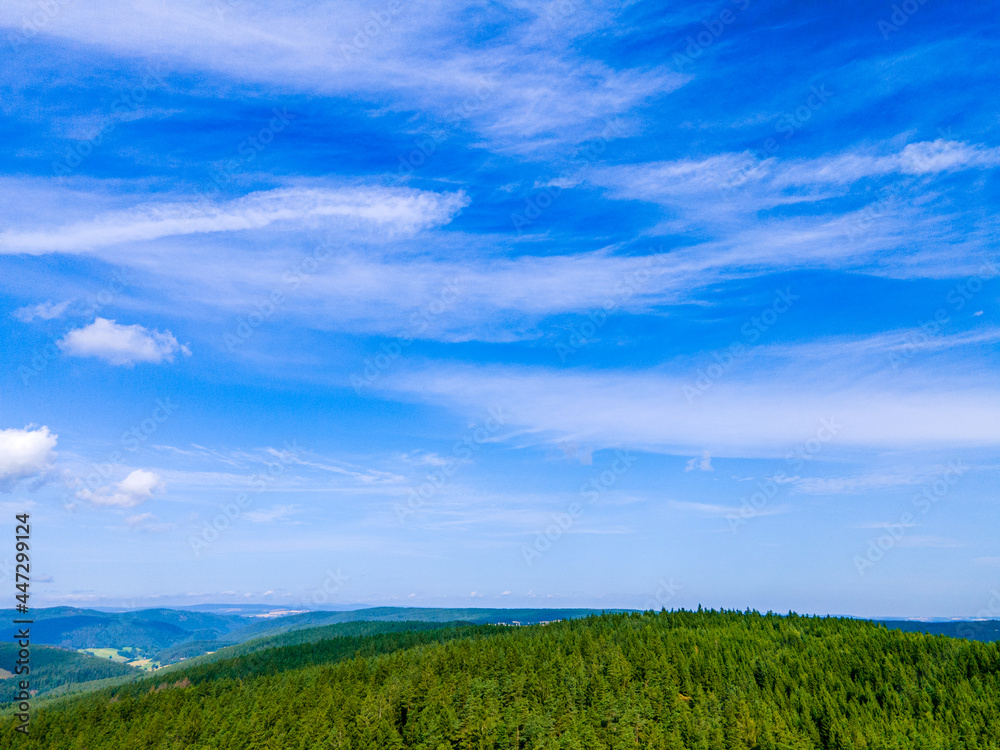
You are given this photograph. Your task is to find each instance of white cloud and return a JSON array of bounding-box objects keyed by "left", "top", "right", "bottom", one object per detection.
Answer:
[
  {"left": 0, "top": 186, "right": 469, "bottom": 255},
  {"left": 789, "top": 473, "right": 926, "bottom": 495},
  {"left": 382, "top": 362, "right": 1000, "bottom": 455},
  {"left": 667, "top": 499, "right": 789, "bottom": 519},
  {"left": 78, "top": 469, "right": 165, "bottom": 508},
  {"left": 582, "top": 141, "right": 1000, "bottom": 258},
  {"left": 667, "top": 500, "right": 736, "bottom": 517},
  {"left": 589, "top": 140, "right": 1000, "bottom": 205},
  {"left": 589, "top": 152, "right": 765, "bottom": 202},
  {"left": 893, "top": 536, "right": 963, "bottom": 549},
  {"left": 685, "top": 451, "right": 713, "bottom": 472},
  {"left": 125, "top": 512, "right": 172, "bottom": 532},
  {"left": 772, "top": 140, "right": 1000, "bottom": 186},
  {"left": 3, "top": 179, "right": 986, "bottom": 349},
  {"left": 0, "top": 1, "right": 680, "bottom": 151},
  {"left": 59, "top": 318, "right": 191, "bottom": 366},
  {"left": 398, "top": 451, "right": 452, "bottom": 468},
  {"left": 244, "top": 505, "right": 299, "bottom": 523},
  {"left": 0, "top": 426, "right": 57, "bottom": 487},
  {"left": 13, "top": 300, "right": 72, "bottom": 322}
]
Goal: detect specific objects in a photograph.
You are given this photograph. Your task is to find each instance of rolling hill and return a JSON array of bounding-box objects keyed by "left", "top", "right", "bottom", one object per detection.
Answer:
[
  {"left": 3, "top": 606, "right": 615, "bottom": 664},
  {"left": 0, "top": 643, "right": 138, "bottom": 699},
  {"left": 5, "top": 610, "right": 999, "bottom": 748},
  {"left": 0, "top": 607, "right": 246, "bottom": 655}
]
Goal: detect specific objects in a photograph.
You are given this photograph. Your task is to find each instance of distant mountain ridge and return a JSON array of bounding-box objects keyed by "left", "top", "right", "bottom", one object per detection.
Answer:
[
  {"left": 1, "top": 607, "right": 246, "bottom": 654},
  {"left": 879, "top": 618, "right": 1000, "bottom": 642},
  {"left": 6, "top": 607, "right": 998, "bottom": 666},
  {"left": 0, "top": 607, "right": 620, "bottom": 663}
]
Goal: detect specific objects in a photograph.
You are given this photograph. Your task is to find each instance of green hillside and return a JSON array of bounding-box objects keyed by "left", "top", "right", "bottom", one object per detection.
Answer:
[
  {"left": 155, "top": 619, "right": 479, "bottom": 670},
  {"left": 152, "top": 607, "right": 612, "bottom": 662},
  {"left": 6, "top": 606, "right": 614, "bottom": 666},
  {"left": 0, "top": 643, "right": 138, "bottom": 699},
  {"left": 6, "top": 610, "right": 1000, "bottom": 748},
  {"left": 0, "top": 607, "right": 246, "bottom": 655},
  {"left": 210, "top": 606, "right": 610, "bottom": 645}
]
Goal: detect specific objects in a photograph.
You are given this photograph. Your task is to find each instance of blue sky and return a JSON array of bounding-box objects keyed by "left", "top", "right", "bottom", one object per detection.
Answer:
[{"left": 0, "top": 0, "right": 998, "bottom": 617}]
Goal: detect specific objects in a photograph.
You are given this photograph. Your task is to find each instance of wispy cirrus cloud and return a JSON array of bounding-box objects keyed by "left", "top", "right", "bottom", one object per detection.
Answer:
[
  {"left": 773, "top": 140, "right": 1000, "bottom": 186},
  {"left": 893, "top": 536, "right": 963, "bottom": 549},
  {"left": 588, "top": 140, "right": 1000, "bottom": 207},
  {"left": 685, "top": 451, "right": 713, "bottom": 472},
  {"left": 668, "top": 499, "right": 791, "bottom": 520},
  {"left": 244, "top": 505, "right": 300, "bottom": 524},
  {"left": 0, "top": 186, "right": 469, "bottom": 255},
  {"left": 125, "top": 512, "right": 173, "bottom": 532},
  {"left": 13, "top": 300, "right": 72, "bottom": 322},
  {"left": 788, "top": 471, "right": 940, "bottom": 495},
  {"left": 0, "top": 0, "right": 681, "bottom": 150},
  {"left": 380, "top": 361, "right": 1000, "bottom": 455}
]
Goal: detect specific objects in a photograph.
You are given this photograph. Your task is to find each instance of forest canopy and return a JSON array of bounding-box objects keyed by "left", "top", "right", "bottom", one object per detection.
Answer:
[{"left": 4, "top": 610, "right": 999, "bottom": 749}]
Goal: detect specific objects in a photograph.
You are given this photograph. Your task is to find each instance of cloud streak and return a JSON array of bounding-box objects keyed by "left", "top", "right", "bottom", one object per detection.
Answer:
[
  {"left": 382, "top": 362, "right": 1000, "bottom": 454},
  {"left": 0, "top": 0, "right": 681, "bottom": 150},
  {"left": 0, "top": 186, "right": 469, "bottom": 255}
]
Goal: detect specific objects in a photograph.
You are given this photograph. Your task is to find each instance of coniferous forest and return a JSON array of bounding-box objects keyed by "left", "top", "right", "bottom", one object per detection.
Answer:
[{"left": 5, "top": 610, "right": 1000, "bottom": 749}]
